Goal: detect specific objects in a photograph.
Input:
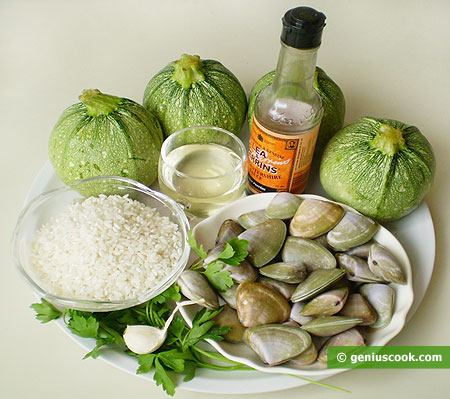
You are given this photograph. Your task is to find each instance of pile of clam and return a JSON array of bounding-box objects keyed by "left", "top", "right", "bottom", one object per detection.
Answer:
[{"left": 177, "top": 193, "right": 407, "bottom": 367}]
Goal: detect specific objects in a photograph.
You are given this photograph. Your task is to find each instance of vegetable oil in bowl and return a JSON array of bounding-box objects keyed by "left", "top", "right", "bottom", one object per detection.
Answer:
[{"left": 159, "top": 127, "right": 248, "bottom": 218}]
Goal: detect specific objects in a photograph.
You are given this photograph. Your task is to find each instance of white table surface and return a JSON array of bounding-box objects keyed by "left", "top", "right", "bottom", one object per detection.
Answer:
[{"left": 1, "top": 1, "right": 449, "bottom": 398}]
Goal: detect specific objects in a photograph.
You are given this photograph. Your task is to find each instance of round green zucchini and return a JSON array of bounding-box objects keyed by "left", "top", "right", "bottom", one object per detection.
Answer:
[
  {"left": 319, "top": 117, "right": 435, "bottom": 221},
  {"left": 49, "top": 89, "right": 163, "bottom": 188},
  {"left": 143, "top": 54, "right": 247, "bottom": 138}
]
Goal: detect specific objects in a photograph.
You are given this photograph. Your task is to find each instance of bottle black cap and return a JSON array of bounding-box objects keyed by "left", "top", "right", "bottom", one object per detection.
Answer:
[{"left": 281, "top": 6, "right": 326, "bottom": 49}]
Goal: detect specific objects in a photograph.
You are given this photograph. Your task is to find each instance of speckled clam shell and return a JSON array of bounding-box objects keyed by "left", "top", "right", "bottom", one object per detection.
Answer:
[
  {"left": 214, "top": 305, "right": 246, "bottom": 343},
  {"left": 289, "top": 199, "right": 345, "bottom": 239},
  {"left": 291, "top": 268, "right": 345, "bottom": 303},
  {"left": 236, "top": 282, "right": 291, "bottom": 328},
  {"left": 339, "top": 293, "right": 378, "bottom": 326},
  {"left": 264, "top": 192, "right": 302, "bottom": 220},
  {"left": 237, "top": 209, "right": 268, "bottom": 229},
  {"left": 243, "top": 324, "right": 312, "bottom": 366},
  {"left": 282, "top": 236, "right": 336, "bottom": 272},
  {"left": 300, "top": 287, "right": 349, "bottom": 317},
  {"left": 259, "top": 262, "right": 307, "bottom": 284},
  {"left": 301, "top": 316, "right": 363, "bottom": 337},
  {"left": 336, "top": 253, "right": 385, "bottom": 283},
  {"left": 177, "top": 270, "right": 219, "bottom": 310},
  {"left": 317, "top": 328, "right": 366, "bottom": 363},
  {"left": 327, "top": 211, "right": 379, "bottom": 251},
  {"left": 238, "top": 219, "right": 286, "bottom": 267},
  {"left": 359, "top": 283, "right": 395, "bottom": 329},
  {"left": 368, "top": 243, "right": 406, "bottom": 284}
]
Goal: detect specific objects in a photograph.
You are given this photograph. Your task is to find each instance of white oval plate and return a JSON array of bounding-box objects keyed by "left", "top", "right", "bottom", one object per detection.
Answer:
[
  {"left": 25, "top": 161, "right": 434, "bottom": 394},
  {"left": 179, "top": 192, "right": 414, "bottom": 378}
]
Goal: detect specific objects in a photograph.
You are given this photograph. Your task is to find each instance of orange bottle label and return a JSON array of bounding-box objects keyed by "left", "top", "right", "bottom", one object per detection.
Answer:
[{"left": 248, "top": 117, "right": 320, "bottom": 194}]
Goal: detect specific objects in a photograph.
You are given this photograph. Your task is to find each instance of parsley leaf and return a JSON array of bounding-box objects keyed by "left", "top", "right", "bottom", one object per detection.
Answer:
[
  {"left": 158, "top": 350, "right": 186, "bottom": 373},
  {"left": 137, "top": 353, "right": 157, "bottom": 374},
  {"left": 66, "top": 311, "right": 99, "bottom": 338},
  {"left": 217, "top": 242, "right": 235, "bottom": 260},
  {"left": 152, "top": 284, "right": 181, "bottom": 304},
  {"left": 222, "top": 238, "right": 248, "bottom": 266},
  {"left": 201, "top": 261, "right": 233, "bottom": 292},
  {"left": 187, "top": 229, "right": 207, "bottom": 260},
  {"left": 30, "top": 299, "right": 62, "bottom": 323},
  {"left": 154, "top": 358, "right": 176, "bottom": 396},
  {"left": 183, "top": 361, "right": 196, "bottom": 382}
]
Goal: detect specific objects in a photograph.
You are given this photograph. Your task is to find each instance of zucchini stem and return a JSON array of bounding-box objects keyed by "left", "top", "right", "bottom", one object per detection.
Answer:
[
  {"left": 369, "top": 123, "right": 407, "bottom": 156},
  {"left": 79, "top": 89, "right": 122, "bottom": 116},
  {"left": 171, "top": 54, "right": 205, "bottom": 89}
]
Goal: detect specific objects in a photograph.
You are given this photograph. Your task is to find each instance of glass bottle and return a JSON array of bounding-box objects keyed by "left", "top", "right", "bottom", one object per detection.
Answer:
[{"left": 248, "top": 6, "right": 326, "bottom": 194}]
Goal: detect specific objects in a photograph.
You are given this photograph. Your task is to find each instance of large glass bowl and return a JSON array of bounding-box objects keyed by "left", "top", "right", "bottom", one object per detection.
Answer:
[{"left": 11, "top": 176, "right": 190, "bottom": 312}]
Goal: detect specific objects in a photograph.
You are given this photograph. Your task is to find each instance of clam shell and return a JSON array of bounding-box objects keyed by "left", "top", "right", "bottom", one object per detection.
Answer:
[
  {"left": 336, "top": 253, "right": 385, "bottom": 283},
  {"left": 289, "top": 199, "right": 345, "bottom": 238},
  {"left": 218, "top": 283, "right": 238, "bottom": 309},
  {"left": 317, "top": 328, "right": 366, "bottom": 363},
  {"left": 301, "top": 316, "right": 363, "bottom": 337},
  {"left": 244, "top": 324, "right": 312, "bottom": 366},
  {"left": 345, "top": 242, "right": 374, "bottom": 259},
  {"left": 257, "top": 276, "right": 296, "bottom": 300},
  {"left": 300, "top": 287, "right": 349, "bottom": 317},
  {"left": 368, "top": 243, "right": 406, "bottom": 284},
  {"left": 177, "top": 270, "right": 219, "bottom": 310},
  {"left": 215, "top": 219, "right": 244, "bottom": 245},
  {"left": 359, "top": 283, "right": 395, "bottom": 329},
  {"left": 223, "top": 259, "right": 258, "bottom": 284},
  {"left": 339, "top": 293, "right": 378, "bottom": 326},
  {"left": 237, "top": 209, "right": 268, "bottom": 229},
  {"left": 288, "top": 340, "right": 318, "bottom": 366},
  {"left": 238, "top": 219, "right": 286, "bottom": 267},
  {"left": 236, "top": 282, "right": 291, "bottom": 328},
  {"left": 282, "top": 236, "right": 336, "bottom": 272},
  {"left": 214, "top": 305, "right": 246, "bottom": 343},
  {"left": 265, "top": 192, "right": 302, "bottom": 220},
  {"left": 327, "top": 211, "right": 379, "bottom": 251},
  {"left": 259, "top": 262, "right": 307, "bottom": 284},
  {"left": 290, "top": 302, "right": 314, "bottom": 325},
  {"left": 291, "top": 268, "right": 345, "bottom": 303},
  {"left": 314, "top": 234, "right": 333, "bottom": 250},
  {"left": 283, "top": 320, "right": 301, "bottom": 327}
]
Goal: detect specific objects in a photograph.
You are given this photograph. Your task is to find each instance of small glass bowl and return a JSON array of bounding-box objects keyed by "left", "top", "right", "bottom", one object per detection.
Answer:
[{"left": 11, "top": 176, "right": 190, "bottom": 312}]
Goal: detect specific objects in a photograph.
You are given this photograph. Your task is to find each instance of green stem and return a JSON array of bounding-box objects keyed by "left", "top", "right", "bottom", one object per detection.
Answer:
[
  {"left": 287, "top": 374, "right": 350, "bottom": 393},
  {"left": 79, "top": 89, "right": 122, "bottom": 117},
  {"left": 192, "top": 346, "right": 348, "bottom": 392},
  {"left": 171, "top": 54, "right": 205, "bottom": 89},
  {"left": 196, "top": 362, "right": 252, "bottom": 371},
  {"left": 369, "top": 123, "right": 407, "bottom": 156},
  {"left": 192, "top": 346, "right": 243, "bottom": 365}
]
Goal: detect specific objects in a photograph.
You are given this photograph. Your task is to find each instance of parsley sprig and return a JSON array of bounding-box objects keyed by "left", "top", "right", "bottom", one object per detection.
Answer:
[
  {"left": 30, "top": 285, "right": 250, "bottom": 396},
  {"left": 188, "top": 230, "right": 248, "bottom": 292}
]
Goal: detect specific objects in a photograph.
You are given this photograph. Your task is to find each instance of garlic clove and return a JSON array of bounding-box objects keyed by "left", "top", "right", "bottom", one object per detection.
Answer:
[{"left": 123, "top": 325, "right": 166, "bottom": 355}]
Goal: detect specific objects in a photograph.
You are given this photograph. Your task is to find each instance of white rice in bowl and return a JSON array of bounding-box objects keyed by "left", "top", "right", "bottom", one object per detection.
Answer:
[{"left": 30, "top": 194, "right": 182, "bottom": 301}]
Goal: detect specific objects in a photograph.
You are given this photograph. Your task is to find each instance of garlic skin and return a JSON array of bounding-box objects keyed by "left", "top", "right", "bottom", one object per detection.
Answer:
[{"left": 123, "top": 325, "right": 165, "bottom": 355}]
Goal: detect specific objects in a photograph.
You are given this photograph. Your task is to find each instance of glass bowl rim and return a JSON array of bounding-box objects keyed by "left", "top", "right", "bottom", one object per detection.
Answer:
[{"left": 11, "top": 175, "right": 191, "bottom": 311}]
